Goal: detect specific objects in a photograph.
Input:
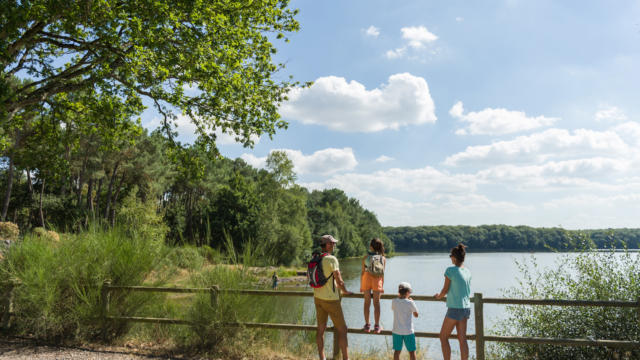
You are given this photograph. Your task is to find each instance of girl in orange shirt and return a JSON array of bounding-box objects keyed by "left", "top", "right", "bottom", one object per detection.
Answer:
[{"left": 360, "top": 238, "right": 386, "bottom": 333}]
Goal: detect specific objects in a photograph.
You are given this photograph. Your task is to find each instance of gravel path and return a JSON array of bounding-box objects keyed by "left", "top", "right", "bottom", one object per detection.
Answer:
[{"left": 0, "top": 337, "right": 175, "bottom": 360}]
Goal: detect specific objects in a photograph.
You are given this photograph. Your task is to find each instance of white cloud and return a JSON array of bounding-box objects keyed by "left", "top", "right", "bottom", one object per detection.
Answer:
[
  {"left": 144, "top": 114, "right": 260, "bottom": 145},
  {"left": 375, "top": 155, "right": 394, "bottom": 163},
  {"left": 386, "top": 26, "right": 438, "bottom": 59},
  {"left": 450, "top": 101, "right": 558, "bottom": 135},
  {"left": 280, "top": 73, "right": 437, "bottom": 132},
  {"left": 241, "top": 148, "right": 357, "bottom": 175},
  {"left": 595, "top": 106, "right": 627, "bottom": 122},
  {"left": 401, "top": 26, "right": 438, "bottom": 49},
  {"left": 444, "top": 128, "right": 630, "bottom": 166},
  {"left": 364, "top": 25, "right": 380, "bottom": 38},
  {"left": 456, "top": 17, "right": 464, "bottom": 22}
]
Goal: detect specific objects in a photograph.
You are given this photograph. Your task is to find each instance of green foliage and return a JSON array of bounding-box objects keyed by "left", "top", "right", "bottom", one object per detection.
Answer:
[
  {"left": 307, "top": 188, "right": 393, "bottom": 258},
  {"left": 116, "top": 187, "right": 168, "bottom": 241},
  {"left": 385, "top": 225, "right": 640, "bottom": 251},
  {"left": 0, "top": 226, "right": 165, "bottom": 341},
  {"left": 2, "top": 0, "right": 303, "bottom": 151},
  {"left": 492, "top": 243, "right": 640, "bottom": 359},
  {"left": 166, "top": 245, "right": 205, "bottom": 271}
]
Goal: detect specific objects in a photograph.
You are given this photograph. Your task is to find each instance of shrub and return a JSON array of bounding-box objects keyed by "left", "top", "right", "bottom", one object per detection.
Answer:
[
  {"left": 166, "top": 245, "right": 205, "bottom": 270},
  {"left": 0, "top": 226, "right": 165, "bottom": 341},
  {"left": 0, "top": 221, "right": 19, "bottom": 242},
  {"left": 116, "top": 188, "right": 168, "bottom": 241},
  {"left": 492, "top": 243, "right": 640, "bottom": 359}
]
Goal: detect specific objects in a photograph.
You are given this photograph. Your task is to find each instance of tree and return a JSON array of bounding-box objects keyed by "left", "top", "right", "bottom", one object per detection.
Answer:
[{"left": 1, "top": 0, "right": 304, "bottom": 150}]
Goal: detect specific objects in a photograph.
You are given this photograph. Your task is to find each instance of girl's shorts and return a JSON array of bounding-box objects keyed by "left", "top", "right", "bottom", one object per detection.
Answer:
[
  {"left": 392, "top": 333, "right": 416, "bottom": 352},
  {"left": 446, "top": 308, "right": 471, "bottom": 321},
  {"left": 360, "top": 271, "right": 384, "bottom": 292}
]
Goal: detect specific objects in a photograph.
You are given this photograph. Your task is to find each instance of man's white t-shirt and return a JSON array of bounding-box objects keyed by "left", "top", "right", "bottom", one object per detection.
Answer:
[{"left": 391, "top": 298, "right": 418, "bottom": 335}]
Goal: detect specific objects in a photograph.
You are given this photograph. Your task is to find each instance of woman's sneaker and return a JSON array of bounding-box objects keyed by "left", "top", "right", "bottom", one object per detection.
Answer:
[
  {"left": 373, "top": 324, "right": 382, "bottom": 334},
  {"left": 362, "top": 323, "right": 371, "bottom": 332}
]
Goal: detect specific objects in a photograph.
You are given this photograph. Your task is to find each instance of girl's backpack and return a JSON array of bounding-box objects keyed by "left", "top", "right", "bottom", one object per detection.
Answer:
[
  {"left": 367, "top": 254, "right": 385, "bottom": 277},
  {"left": 307, "top": 252, "right": 334, "bottom": 289}
]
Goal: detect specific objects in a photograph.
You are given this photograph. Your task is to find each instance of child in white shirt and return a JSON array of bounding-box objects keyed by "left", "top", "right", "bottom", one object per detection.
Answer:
[{"left": 391, "top": 282, "right": 419, "bottom": 360}]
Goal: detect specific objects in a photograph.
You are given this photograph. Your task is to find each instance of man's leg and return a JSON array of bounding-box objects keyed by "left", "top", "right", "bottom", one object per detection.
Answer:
[
  {"left": 315, "top": 298, "right": 329, "bottom": 360},
  {"left": 327, "top": 301, "right": 349, "bottom": 360},
  {"left": 393, "top": 350, "right": 401, "bottom": 360}
]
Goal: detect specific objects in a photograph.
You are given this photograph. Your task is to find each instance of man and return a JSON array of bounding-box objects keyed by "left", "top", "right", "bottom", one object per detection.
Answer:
[{"left": 314, "top": 234, "right": 352, "bottom": 360}]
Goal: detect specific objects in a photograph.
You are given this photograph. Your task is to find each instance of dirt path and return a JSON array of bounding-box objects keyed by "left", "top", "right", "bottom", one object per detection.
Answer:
[{"left": 0, "top": 337, "right": 177, "bottom": 360}]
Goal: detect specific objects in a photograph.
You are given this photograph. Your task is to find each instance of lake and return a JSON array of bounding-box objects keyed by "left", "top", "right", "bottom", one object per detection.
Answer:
[{"left": 294, "top": 251, "right": 633, "bottom": 359}]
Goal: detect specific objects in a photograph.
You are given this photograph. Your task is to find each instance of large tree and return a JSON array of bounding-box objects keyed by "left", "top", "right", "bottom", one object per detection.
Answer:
[{"left": 1, "top": 0, "right": 302, "bottom": 148}]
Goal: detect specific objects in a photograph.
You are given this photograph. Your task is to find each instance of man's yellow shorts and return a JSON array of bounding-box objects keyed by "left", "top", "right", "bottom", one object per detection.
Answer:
[{"left": 314, "top": 297, "right": 346, "bottom": 329}]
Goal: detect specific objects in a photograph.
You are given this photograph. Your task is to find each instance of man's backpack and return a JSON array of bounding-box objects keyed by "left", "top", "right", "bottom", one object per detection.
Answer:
[
  {"left": 307, "top": 252, "right": 334, "bottom": 289},
  {"left": 367, "top": 254, "right": 385, "bottom": 277}
]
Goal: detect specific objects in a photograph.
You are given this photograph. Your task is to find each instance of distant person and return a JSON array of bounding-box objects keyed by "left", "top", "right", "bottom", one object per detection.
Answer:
[
  {"left": 392, "top": 282, "right": 419, "bottom": 360},
  {"left": 435, "top": 244, "right": 472, "bottom": 360},
  {"left": 308, "top": 234, "right": 353, "bottom": 360},
  {"left": 271, "top": 271, "right": 279, "bottom": 290},
  {"left": 360, "top": 237, "right": 386, "bottom": 333}
]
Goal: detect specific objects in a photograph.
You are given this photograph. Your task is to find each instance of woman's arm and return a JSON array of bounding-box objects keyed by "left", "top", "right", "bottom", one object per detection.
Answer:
[
  {"left": 361, "top": 255, "right": 367, "bottom": 275},
  {"left": 435, "top": 276, "right": 451, "bottom": 299}
]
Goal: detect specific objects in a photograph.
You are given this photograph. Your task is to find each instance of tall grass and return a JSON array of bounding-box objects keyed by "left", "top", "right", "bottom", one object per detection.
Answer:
[{"left": 0, "top": 226, "right": 165, "bottom": 341}]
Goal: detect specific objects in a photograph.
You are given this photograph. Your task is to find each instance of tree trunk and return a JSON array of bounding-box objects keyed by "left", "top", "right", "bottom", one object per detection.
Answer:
[
  {"left": 1, "top": 155, "right": 15, "bottom": 221},
  {"left": 26, "top": 168, "right": 33, "bottom": 196},
  {"left": 95, "top": 178, "right": 103, "bottom": 215},
  {"left": 103, "top": 161, "right": 120, "bottom": 219},
  {"left": 110, "top": 174, "right": 126, "bottom": 226},
  {"left": 39, "top": 177, "right": 46, "bottom": 228},
  {"left": 76, "top": 157, "right": 87, "bottom": 206},
  {"left": 86, "top": 178, "right": 94, "bottom": 212}
]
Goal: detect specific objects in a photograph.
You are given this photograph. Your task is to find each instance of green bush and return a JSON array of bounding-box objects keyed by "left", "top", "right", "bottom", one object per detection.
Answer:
[
  {"left": 116, "top": 188, "right": 168, "bottom": 241},
  {"left": 166, "top": 245, "right": 205, "bottom": 270},
  {"left": 0, "top": 226, "right": 165, "bottom": 341},
  {"left": 492, "top": 244, "right": 640, "bottom": 359}
]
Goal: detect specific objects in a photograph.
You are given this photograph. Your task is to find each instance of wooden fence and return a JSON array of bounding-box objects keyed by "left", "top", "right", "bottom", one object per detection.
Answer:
[
  {"left": 89, "top": 281, "right": 640, "bottom": 360},
  {"left": 1, "top": 280, "right": 638, "bottom": 359}
]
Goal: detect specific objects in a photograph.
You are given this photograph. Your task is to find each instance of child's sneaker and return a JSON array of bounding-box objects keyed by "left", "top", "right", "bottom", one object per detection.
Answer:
[
  {"left": 373, "top": 324, "right": 382, "bottom": 333},
  {"left": 362, "top": 323, "right": 371, "bottom": 332}
]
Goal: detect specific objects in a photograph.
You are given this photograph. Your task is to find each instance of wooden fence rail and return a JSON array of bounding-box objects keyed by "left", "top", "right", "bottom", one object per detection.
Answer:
[{"left": 98, "top": 283, "right": 640, "bottom": 360}]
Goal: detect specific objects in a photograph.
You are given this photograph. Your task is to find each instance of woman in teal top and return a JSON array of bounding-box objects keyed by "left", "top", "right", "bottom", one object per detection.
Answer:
[{"left": 435, "top": 244, "right": 471, "bottom": 360}]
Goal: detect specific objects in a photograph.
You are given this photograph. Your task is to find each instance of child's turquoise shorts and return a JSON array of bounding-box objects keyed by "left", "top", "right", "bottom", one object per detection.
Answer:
[{"left": 392, "top": 333, "right": 416, "bottom": 352}]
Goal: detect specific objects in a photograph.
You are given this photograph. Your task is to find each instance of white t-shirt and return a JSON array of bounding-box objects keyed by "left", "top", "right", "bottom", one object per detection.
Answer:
[{"left": 391, "top": 298, "right": 418, "bottom": 335}]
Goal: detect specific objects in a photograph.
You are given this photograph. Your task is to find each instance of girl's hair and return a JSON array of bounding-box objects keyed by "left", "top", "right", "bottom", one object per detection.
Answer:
[
  {"left": 370, "top": 238, "right": 385, "bottom": 255},
  {"left": 450, "top": 243, "right": 467, "bottom": 265},
  {"left": 399, "top": 288, "right": 410, "bottom": 296}
]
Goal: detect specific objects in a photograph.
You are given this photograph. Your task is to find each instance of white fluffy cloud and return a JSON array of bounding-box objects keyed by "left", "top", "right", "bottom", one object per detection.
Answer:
[
  {"left": 595, "top": 106, "right": 627, "bottom": 122},
  {"left": 386, "top": 26, "right": 438, "bottom": 59},
  {"left": 280, "top": 73, "right": 437, "bottom": 132},
  {"left": 364, "top": 25, "right": 380, "bottom": 37},
  {"left": 444, "top": 128, "right": 630, "bottom": 166},
  {"left": 450, "top": 101, "right": 557, "bottom": 135},
  {"left": 241, "top": 148, "right": 357, "bottom": 175}
]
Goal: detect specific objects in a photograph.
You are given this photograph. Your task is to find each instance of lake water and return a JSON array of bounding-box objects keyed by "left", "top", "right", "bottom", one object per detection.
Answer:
[{"left": 294, "top": 251, "right": 633, "bottom": 359}]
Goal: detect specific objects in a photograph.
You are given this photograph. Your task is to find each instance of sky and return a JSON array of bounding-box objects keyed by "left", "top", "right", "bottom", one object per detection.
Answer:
[{"left": 142, "top": 0, "right": 640, "bottom": 229}]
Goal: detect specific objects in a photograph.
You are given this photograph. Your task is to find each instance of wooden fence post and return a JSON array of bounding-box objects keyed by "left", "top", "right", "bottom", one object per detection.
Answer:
[
  {"left": 210, "top": 285, "right": 219, "bottom": 307},
  {"left": 474, "top": 292, "right": 485, "bottom": 360},
  {"left": 101, "top": 280, "right": 111, "bottom": 341},
  {"left": 332, "top": 327, "right": 340, "bottom": 360},
  {"left": 637, "top": 296, "right": 640, "bottom": 327},
  {"left": 1, "top": 280, "right": 16, "bottom": 331}
]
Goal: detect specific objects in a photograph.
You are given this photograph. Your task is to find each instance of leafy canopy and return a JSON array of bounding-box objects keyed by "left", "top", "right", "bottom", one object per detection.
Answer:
[{"left": 1, "top": 0, "right": 302, "bottom": 150}]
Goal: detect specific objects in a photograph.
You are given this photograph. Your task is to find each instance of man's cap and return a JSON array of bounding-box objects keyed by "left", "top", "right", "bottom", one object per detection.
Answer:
[
  {"left": 398, "top": 282, "right": 412, "bottom": 292},
  {"left": 320, "top": 234, "right": 338, "bottom": 244}
]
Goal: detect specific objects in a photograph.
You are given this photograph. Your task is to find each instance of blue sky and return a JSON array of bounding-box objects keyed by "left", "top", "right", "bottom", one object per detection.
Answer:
[{"left": 143, "top": 0, "right": 640, "bottom": 228}]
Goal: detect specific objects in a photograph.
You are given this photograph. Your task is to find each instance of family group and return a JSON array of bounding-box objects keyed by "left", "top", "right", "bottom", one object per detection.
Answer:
[{"left": 308, "top": 235, "right": 471, "bottom": 360}]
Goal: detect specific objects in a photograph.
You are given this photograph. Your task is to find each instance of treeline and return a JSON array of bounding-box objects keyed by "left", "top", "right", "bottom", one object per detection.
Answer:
[
  {"left": 385, "top": 225, "right": 640, "bottom": 252},
  {"left": 0, "top": 123, "right": 390, "bottom": 265}
]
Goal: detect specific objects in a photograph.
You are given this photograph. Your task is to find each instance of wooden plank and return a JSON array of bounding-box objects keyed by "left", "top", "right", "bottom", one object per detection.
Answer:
[
  {"left": 483, "top": 298, "right": 637, "bottom": 307},
  {"left": 474, "top": 293, "right": 485, "bottom": 360},
  {"left": 107, "top": 286, "right": 209, "bottom": 293},
  {"left": 483, "top": 335, "right": 640, "bottom": 349},
  {"left": 108, "top": 316, "right": 193, "bottom": 325}
]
